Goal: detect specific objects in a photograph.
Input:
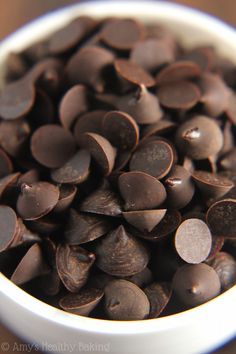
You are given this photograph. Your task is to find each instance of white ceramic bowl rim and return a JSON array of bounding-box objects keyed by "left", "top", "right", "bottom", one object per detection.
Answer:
[{"left": 0, "top": 0, "right": 236, "bottom": 336}]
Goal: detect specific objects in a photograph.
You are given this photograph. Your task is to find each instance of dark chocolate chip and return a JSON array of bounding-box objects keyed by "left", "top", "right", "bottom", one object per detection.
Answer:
[
  {"left": 124, "top": 267, "right": 153, "bottom": 288},
  {"left": 0, "top": 148, "right": 13, "bottom": 178},
  {"left": 60, "top": 287, "right": 104, "bottom": 316},
  {"left": 31, "top": 124, "right": 76, "bottom": 168},
  {"left": 192, "top": 170, "right": 233, "bottom": 199},
  {"left": 175, "top": 219, "right": 212, "bottom": 264},
  {"left": 206, "top": 236, "right": 225, "bottom": 262},
  {"left": 144, "top": 282, "right": 172, "bottom": 318},
  {"left": 102, "top": 111, "right": 139, "bottom": 151},
  {"left": 117, "top": 85, "right": 163, "bottom": 124},
  {"left": 59, "top": 85, "right": 89, "bottom": 130},
  {"left": 164, "top": 165, "right": 195, "bottom": 209},
  {"left": 80, "top": 133, "right": 116, "bottom": 176},
  {"left": 129, "top": 209, "right": 181, "bottom": 242},
  {"left": 180, "top": 47, "right": 214, "bottom": 71},
  {"left": 175, "top": 115, "right": 223, "bottom": 160},
  {"left": 157, "top": 81, "right": 201, "bottom": 110},
  {"left": 0, "top": 119, "right": 31, "bottom": 157},
  {"left": 56, "top": 244, "right": 95, "bottom": 293},
  {"left": 96, "top": 225, "right": 150, "bottom": 277},
  {"left": 80, "top": 180, "right": 122, "bottom": 216},
  {"left": 53, "top": 185, "right": 77, "bottom": 213},
  {"left": 17, "top": 169, "right": 40, "bottom": 186},
  {"left": 0, "top": 172, "right": 20, "bottom": 199},
  {"left": 28, "top": 90, "right": 55, "bottom": 127},
  {"left": 64, "top": 209, "right": 111, "bottom": 245},
  {"left": 11, "top": 243, "right": 49, "bottom": 285},
  {"left": 74, "top": 110, "right": 106, "bottom": 143},
  {"left": 101, "top": 18, "right": 145, "bottom": 50},
  {"left": 199, "top": 73, "right": 230, "bottom": 117},
  {"left": 206, "top": 199, "right": 236, "bottom": 238},
  {"left": 206, "top": 252, "right": 236, "bottom": 290},
  {"left": 173, "top": 263, "right": 221, "bottom": 306},
  {"left": 219, "top": 148, "right": 236, "bottom": 171},
  {"left": 51, "top": 149, "right": 90, "bottom": 184},
  {"left": 48, "top": 17, "right": 95, "bottom": 54},
  {"left": 130, "top": 39, "right": 175, "bottom": 72},
  {"left": 225, "top": 91, "right": 236, "bottom": 125},
  {"left": 66, "top": 46, "right": 114, "bottom": 92},
  {"left": 123, "top": 210, "right": 167, "bottom": 232},
  {"left": 104, "top": 279, "right": 150, "bottom": 320},
  {"left": 17, "top": 182, "right": 60, "bottom": 220},
  {"left": 114, "top": 59, "right": 156, "bottom": 87},
  {"left": 129, "top": 139, "right": 174, "bottom": 179},
  {"left": 0, "top": 78, "right": 35, "bottom": 120},
  {"left": 0, "top": 206, "right": 18, "bottom": 252},
  {"left": 141, "top": 118, "right": 176, "bottom": 141},
  {"left": 119, "top": 171, "right": 166, "bottom": 210},
  {"left": 156, "top": 61, "right": 201, "bottom": 85}
]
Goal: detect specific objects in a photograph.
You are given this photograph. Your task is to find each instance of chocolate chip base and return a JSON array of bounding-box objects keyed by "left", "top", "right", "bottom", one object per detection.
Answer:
[{"left": 0, "top": 16, "right": 236, "bottom": 321}]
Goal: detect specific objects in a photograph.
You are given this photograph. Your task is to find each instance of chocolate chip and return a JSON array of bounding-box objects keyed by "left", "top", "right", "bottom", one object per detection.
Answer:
[
  {"left": 31, "top": 124, "right": 76, "bottom": 168},
  {"left": 156, "top": 61, "right": 201, "bottom": 85},
  {"left": 60, "top": 287, "right": 104, "bottom": 316},
  {"left": 175, "top": 219, "right": 212, "bottom": 264},
  {"left": 141, "top": 118, "right": 176, "bottom": 141},
  {"left": 17, "top": 169, "right": 40, "bottom": 186},
  {"left": 119, "top": 171, "right": 166, "bottom": 210},
  {"left": 26, "top": 216, "right": 60, "bottom": 236},
  {"left": 66, "top": 46, "right": 114, "bottom": 92},
  {"left": 5, "top": 52, "right": 28, "bottom": 81},
  {"left": 59, "top": 85, "right": 89, "bottom": 130},
  {"left": 0, "top": 148, "right": 13, "bottom": 178},
  {"left": 157, "top": 81, "right": 201, "bottom": 110},
  {"left": 175, "top": 115, "right": 223, "bottom": 160},
  {"left": 129, "top": 209, "right": 181, "bottom": 242},
  {"left": 123, "top": 210, "right": 167, "bottom": 232},
  {"left": 206, "top": 252, "right": 236, "bottom": 290},
  {"left": 0, "top": 206, "right": 18, "bottom": 252},
  {"left": 192, "top": 170, "right": 234, "bottom": 199},
  {"left": 225, "top": 91, "right": 236, "bottom": 125},
  {"left": 130, "top": 39, "right": 175, "bottom": 72},
  {"left": 0, "top": 119, "right": 31, "bottom": 157},
  {"left": 56, "top": 244, "right": 95, "bottom": 293},
  {"left": 206, "top": 199, "right": 236, "bottom": 238},
  {"left": 80, "top": 133, "right": 116, "bottom": 176},
  {"left": 64, "top": 209, "right": 111, "bottom": 245},
  {"left": 164, "top": 165, "right": 195, "bottom": 209},
  {"left": 11, "top": 243, "right": 49, "bottom": 285},
  {"left": 219, "top": 148, "right": 236, "bottom": 171},
  {"left": 51, "top": 149, "right": 91, "bottom": 184},
  {"left": 199, "top": 73, "right": 230, "bottom": 117},
  {"left": 173, "top": 263, "right": 221, "bottom": 306},
  {"left": 102, "top": 111, "right": 139, "bottom": 151},
  {"left": 0, "top": 78, "right": 35, "bottom": 120},
  {"left": 206, "top": 236, "right": 225, "bottom": 262},
  {"left": 74, "top": 110, "right": 106, "bottom": 143},
  {"left": 129, "top": 139, "right": 174, "bottom": 179},
  {"left": 117, "top": 85, "right": 163, "bottom": 124},
  {"left": 48, "top": 18, "right": 93, "bottom": 55},
  {"left": 114, "top": 59, "right": 156, "bottom": 87},
  {"left": 17, "top": 182, "right": 60, "bottom": 220},
  {"left": 0, "top": 172, "right": 20, "bottom": 199},
  {"left": 28, "top": 90, "right": 55, "bottom": 127},
  {"left": 144, "top": 282, "right": 172, "bottom": 318},
  {"left": 28, "top": 58, "right": 63, "bottom": 95},
  {"left": 101, "top": 18, "right": 145, "bottom": 50},
  {"left": 80, "top": 180, "right": 122, "bottom": 216},
  {"left": 96, "top": 225, "right": 150, "bottom": 277},
  {"left": 124, "top": 267, "right": 153, "bottom": 288},
  {"left": 53, "top": 185, "right": 77, "bottom": 213},
  {"left": 181, "top": 47, "right": 214, "bottom": 71},
  {"left": 104, "top": 279, "right": 150, "bottom": 320}
]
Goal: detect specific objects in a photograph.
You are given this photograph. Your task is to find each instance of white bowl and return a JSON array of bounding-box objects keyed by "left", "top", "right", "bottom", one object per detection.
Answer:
[{"left": 0, "top": 2, "right": 236, "bottom": 354}]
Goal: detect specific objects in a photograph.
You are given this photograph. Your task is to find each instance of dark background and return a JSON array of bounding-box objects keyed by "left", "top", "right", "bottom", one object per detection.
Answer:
[{"left": 0, "top": 1, "right": 235, "bottom": 354}]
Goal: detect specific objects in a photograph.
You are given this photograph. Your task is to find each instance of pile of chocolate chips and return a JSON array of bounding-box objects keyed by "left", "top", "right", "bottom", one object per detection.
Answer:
[{"left": 0, "top": 16, "right": 236, "bottom": 321}]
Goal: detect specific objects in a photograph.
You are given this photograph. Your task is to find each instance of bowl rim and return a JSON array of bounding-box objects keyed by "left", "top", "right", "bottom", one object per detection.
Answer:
[{"left": 0, "top": 0, "right": 236, "bottom": 335}]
